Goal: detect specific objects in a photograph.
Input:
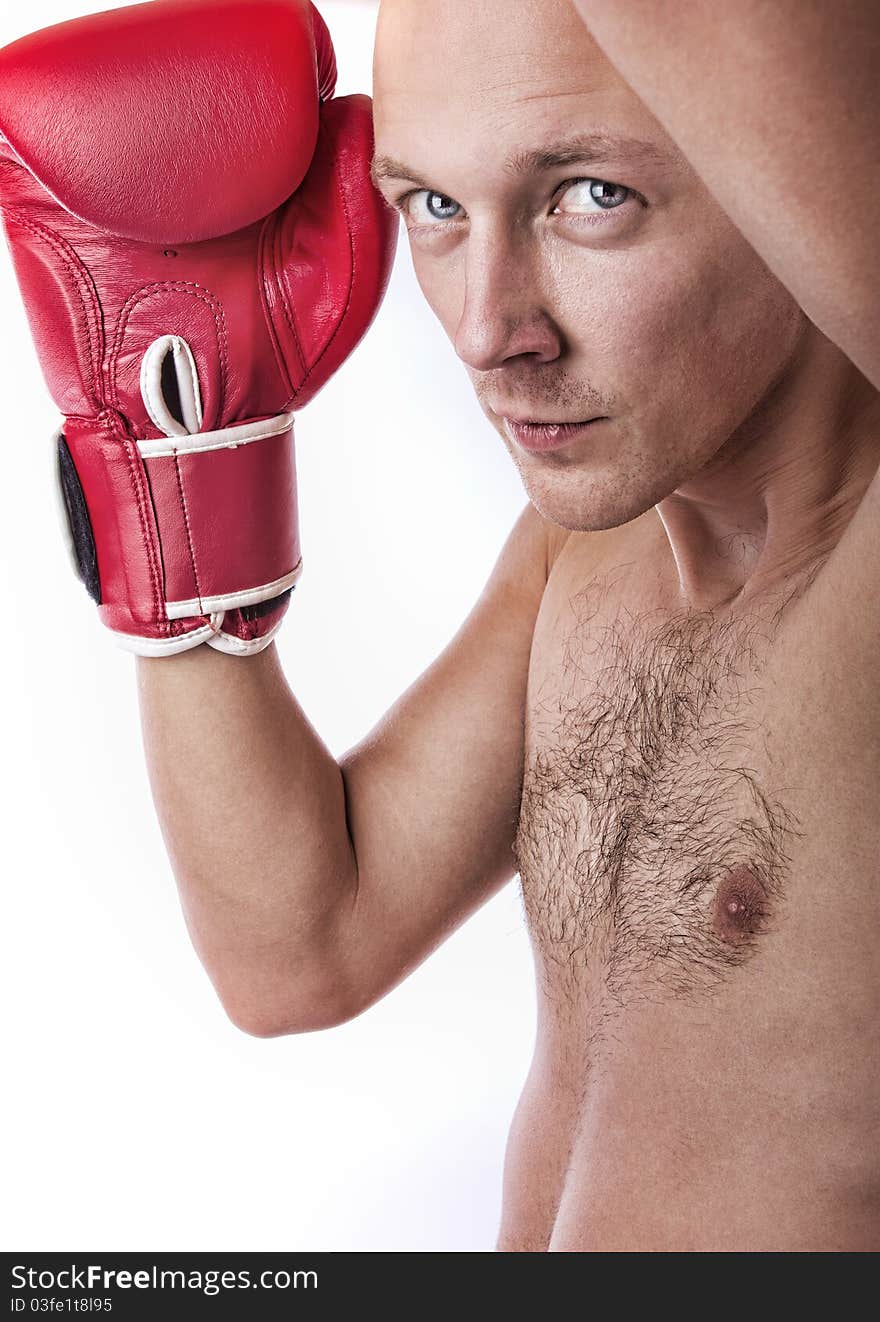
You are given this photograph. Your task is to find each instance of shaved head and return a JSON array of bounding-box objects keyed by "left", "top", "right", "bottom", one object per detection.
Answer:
[
  {"left": 372, "top": 0, "right": 806, "bottom": 533},
  {"left": 374, "top": 0, "right": 640, "bottom": 160}
]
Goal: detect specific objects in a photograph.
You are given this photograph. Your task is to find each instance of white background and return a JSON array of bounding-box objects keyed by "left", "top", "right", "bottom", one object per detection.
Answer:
[{"left": 0, "top": 0, "right": 534, "bottom": 1251}]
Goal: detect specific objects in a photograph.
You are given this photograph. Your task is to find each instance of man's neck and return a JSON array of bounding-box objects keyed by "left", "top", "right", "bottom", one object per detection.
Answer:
[{"left": 654, "top": 328, "right": 880, "bottom": 610}]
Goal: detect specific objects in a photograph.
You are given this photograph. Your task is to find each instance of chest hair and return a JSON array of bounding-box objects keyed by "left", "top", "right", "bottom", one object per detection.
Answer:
[{"left": 515, "top": 573, "right": 806, "bottom": 1013}]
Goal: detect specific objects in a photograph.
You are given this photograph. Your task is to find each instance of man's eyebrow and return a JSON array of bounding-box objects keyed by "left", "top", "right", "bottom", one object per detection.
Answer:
[
  {"left": 507, "top": 134, "right": 681, "bottom": 176},
  {"left": 371, "top": 155, "right": 435, "bottom": 190},
  {"left": 371, "top": 133, "right": 680, "bottom": 191}
]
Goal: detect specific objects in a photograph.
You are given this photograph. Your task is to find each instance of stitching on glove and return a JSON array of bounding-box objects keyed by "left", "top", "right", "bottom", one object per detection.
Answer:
[
  {"left": 136, "top": 413, "right": 293, "bottom": 458},
  {"left": 294, "top": 138, "right": 356, "bottom": 395},
  {"left": 258, "top": 211, "right": 302, "bottom": 394},
  {"left": 270, "top": 213, "right": 309, "bottom": 388},
  {"left": 108, "top": 281, "right": 229, "bottom": 422},
  {"left": 108, "top": 284, "right": 228, "bottom": 633},
  {"left": 171, "top": 451, "right": 204, "bottom": 612},
  {"left": 207, "top": 617, "right": 285, "bottom": 655},
  {"left": 108, "top": 410, "right": 169, "bottom": 631},
  {"left": 3, "top": 209, "right": 104, "bottom": 396}
]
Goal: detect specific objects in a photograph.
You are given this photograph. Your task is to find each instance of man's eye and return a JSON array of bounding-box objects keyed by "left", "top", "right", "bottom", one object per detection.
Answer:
[
  {"left": 404, "top": 191, "right": 463, "bottom": 224},
  {"left": 553, "top": 178, "right": 632, "bottom": 215}
]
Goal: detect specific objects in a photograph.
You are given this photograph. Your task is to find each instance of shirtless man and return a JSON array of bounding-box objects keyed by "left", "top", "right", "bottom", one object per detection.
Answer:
[
  {"left": 3, "top": 0, "right": 878, "bottom": 1251},
  {"left": 350, "top": 0, "right": 880, "bottom": 1249}
]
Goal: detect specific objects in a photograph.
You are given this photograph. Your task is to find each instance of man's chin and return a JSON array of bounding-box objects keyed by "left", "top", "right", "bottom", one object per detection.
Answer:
[
  {"left": 511, "top": 452, "right": 650, "bottom": 535},
  {"left": 522, "top": 483, "right": 634, "bottom": 534}
]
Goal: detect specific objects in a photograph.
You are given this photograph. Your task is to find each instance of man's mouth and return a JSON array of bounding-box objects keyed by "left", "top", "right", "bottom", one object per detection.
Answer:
[{"left": 499, "top": 415, "right": 608, "bottom": 454}]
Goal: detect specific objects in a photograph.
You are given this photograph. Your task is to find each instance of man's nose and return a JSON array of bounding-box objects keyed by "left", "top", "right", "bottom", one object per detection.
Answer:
[{"left": 452, "top": 229, "right": 562, "bottom": 372}]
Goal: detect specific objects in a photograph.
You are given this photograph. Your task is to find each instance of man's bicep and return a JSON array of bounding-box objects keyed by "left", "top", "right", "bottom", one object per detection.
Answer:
[{"left": 336, "top": 502, "right": 552, "bottom": 1007}]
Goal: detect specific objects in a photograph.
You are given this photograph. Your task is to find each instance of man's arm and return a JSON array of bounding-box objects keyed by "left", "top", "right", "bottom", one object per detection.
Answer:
[
  {"left": 137, "top": 503, "right": 552, "bottom": 1036},
  {"left": 571, "top": 0, "right": 880, "bottom": 647},
  {"left": 571, "top": 1, "right": 880, "bottom": 392}
]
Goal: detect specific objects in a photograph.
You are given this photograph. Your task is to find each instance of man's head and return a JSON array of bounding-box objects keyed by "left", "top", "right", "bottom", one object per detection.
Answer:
[{"left": 372, "top": 0, "right": 807, "bottom": 532}]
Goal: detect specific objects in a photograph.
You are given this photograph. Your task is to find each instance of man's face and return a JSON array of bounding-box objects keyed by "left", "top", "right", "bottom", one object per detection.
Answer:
[{"left": 372, "top": 0, "right": 806, "bottom": 532}]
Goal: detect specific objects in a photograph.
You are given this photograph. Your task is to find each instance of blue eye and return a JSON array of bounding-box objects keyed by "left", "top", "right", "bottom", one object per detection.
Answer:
[
  {"left": 405, "top": 190, "right": 463, "bottom": 224},
  {"left": 554, "top": 179, "right": 631, "bottom": 215},
  {"left": 426, "top": 192, "right": 460, "bottom": 220}
]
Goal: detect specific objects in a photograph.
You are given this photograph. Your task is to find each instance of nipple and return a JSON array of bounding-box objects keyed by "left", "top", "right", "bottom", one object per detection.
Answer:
[{"left": 712, "top": 865, "right": 768, "bottom": 945}]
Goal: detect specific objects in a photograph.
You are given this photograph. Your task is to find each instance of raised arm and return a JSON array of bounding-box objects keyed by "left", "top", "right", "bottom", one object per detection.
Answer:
[
  {"left": 571, "top": 0, "right": 880, "bottom": 651},
  {"left": 138, "top": 503, "right": 552, "bottom": 1036},
  {"left": 571, "top": 0, "right": 880, "bottom": 391}
]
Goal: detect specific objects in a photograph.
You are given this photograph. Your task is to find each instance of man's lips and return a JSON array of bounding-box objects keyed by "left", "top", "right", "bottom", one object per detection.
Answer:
[{"left": 499, "top": 415, "right": 608, "bottom": 454}]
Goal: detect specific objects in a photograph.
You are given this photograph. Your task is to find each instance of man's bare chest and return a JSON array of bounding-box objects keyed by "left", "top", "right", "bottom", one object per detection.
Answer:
[{"left": 515, "top": 538, "right": 813, "bottom": 1013}]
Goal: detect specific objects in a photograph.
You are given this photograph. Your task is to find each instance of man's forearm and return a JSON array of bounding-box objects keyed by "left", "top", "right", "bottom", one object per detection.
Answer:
[
  {"left": 572, "top": 0, "right": 880, "bottom": 392},
  {"left": 136, "top": 644, "right": 359, "bottom": 1036}
]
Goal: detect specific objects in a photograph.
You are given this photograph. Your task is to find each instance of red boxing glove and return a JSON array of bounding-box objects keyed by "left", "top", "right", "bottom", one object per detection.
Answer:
[{"left": 0, "top": 0, "right": 397, "bottom": 655}]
